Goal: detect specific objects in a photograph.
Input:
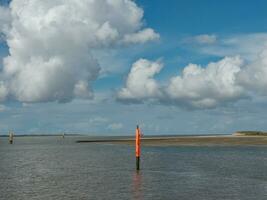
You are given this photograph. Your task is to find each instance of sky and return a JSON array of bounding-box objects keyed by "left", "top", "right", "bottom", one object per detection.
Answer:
[{"left": 0, "top": 0, "right": 267, "bottom": 135}]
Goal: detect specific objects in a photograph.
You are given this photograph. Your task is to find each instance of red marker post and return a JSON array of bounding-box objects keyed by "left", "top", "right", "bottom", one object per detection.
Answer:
[{"left": 135, "top": 125, "right": 141, "bottom": 171}]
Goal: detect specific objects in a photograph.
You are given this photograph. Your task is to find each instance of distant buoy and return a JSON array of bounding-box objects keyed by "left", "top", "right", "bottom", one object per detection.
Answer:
[{"left": 9, "top": 131, "right": 13, "bottom": 144}]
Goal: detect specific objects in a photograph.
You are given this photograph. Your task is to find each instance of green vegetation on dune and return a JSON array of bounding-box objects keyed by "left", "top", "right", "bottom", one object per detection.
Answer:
[{"left": 234, "top": 131, "right": 267, "bottom": 136}]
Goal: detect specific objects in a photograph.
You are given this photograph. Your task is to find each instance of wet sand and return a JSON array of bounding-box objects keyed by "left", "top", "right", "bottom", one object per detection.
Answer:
[{"left": 77, "top": 135, "right": 267, "bottom": 146}]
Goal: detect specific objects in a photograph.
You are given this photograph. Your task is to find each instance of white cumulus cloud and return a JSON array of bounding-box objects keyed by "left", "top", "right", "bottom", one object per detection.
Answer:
[
  {"left": 118, "top": 56, "right": 249, "bottom": 109},
  {"left": 122, "top": 28, "right": 160, "bottom": 44},
  {"left": 0, "top": 0, "right": 159, "bottom": 103},
  {"left": 237, "top": 46, "right": 267, "bottom": 95},
  {"left": 166, "top": 56, "right": 245, "bottom": 108},
  {"left": 117, "top": 58, "right": 163, "bottom": 102}
]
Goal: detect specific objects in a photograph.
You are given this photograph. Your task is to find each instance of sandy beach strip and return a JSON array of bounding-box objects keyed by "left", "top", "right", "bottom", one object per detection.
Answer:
[{"left": 76, "top": 135, "right": 267, "bottom": 146}]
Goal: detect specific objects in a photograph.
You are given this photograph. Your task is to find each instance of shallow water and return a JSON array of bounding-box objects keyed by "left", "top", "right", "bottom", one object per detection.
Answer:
[{"left": 0, "top": 136, "right": 267, "bottom": 200}]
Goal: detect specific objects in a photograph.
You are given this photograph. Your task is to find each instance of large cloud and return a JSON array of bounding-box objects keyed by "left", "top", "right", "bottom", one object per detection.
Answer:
[
  {"left": 165, "top": 56, "right": 245, "bottom": 108},
  {"left": 237, "top": 46, "right": 267, "bottom": 95},
  {"left": 0, "top": 0, "right": 159, "bottom": 103},
  {"left": 118, "top": 57, "right": 246, "bottom": 108}
]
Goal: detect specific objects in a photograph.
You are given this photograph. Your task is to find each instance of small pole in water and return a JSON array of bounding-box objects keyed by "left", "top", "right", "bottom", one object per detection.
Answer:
[
  {"left": 9, "top": 131, "right": 13, "bottom": 144},
  {"left": 135, "top": 125, "right": 141, "bottom": 171}
]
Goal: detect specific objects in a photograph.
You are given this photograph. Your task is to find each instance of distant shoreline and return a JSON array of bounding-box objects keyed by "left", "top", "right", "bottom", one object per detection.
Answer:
[
  {"left": 1, "top": 133, "right": 267, "bottom": 146},
  {"left": 0, "top": 133, "right": 230, "bottom": 138},
  {"left": 76, "top": 135, "right": 267, "bottom": 146},
  {"left": 0, "top": 134, "right": 80, "bottom": 137}
]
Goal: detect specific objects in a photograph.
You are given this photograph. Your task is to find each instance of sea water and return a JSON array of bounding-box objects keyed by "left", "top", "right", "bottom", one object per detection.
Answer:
[{"left": 0, "top": 136, "right": 267, "bottom": 200}]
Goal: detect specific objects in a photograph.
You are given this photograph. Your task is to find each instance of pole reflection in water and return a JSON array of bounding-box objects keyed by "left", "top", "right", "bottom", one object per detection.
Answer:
[{"left": 132, "top": 171, "right": 143, "bottom": 200}]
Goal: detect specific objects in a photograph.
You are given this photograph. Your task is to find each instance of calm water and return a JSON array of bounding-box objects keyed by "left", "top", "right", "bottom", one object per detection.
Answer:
[{"left": 0, "top": 136, "right": 267, "bottom": 200}]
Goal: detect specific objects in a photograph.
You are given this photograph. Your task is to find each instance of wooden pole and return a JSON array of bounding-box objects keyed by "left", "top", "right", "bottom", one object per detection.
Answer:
[{"left": 135, "top": 125, "right": 141, "bottom": 171}]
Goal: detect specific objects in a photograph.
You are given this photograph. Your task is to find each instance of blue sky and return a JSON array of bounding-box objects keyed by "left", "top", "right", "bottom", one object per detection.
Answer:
[
  {"left": 1, "top": 0, "right": 267, "bottom": 135},
  {"left": 139, "top": 0, "right": 267, "bottom": 34}
]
